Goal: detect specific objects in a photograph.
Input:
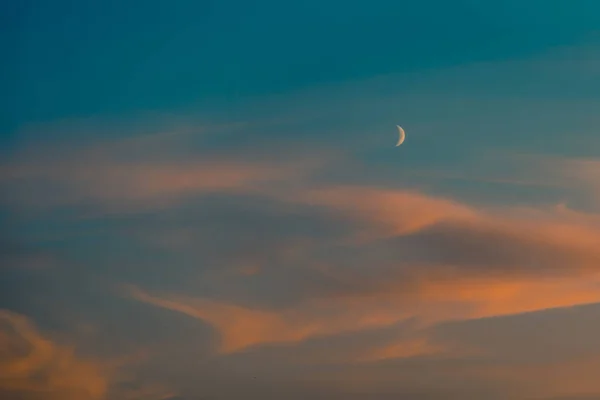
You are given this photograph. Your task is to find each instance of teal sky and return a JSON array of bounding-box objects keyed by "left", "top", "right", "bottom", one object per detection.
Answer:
[
  {"left": 3, "top": 2, "right": 600, "bottom": 400},
  {"left": 4, "top": 1, "right": 600, "bottom": 131}
]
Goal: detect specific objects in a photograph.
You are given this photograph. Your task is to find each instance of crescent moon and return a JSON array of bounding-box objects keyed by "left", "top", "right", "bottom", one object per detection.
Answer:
[{"left": 395, "top": 125, "right": 406, "bottom": 147}]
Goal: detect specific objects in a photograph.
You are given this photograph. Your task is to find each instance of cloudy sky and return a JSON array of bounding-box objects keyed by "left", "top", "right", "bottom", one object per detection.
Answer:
[{"left": 2, "top": 1, "right": 600, "bottom": 399}]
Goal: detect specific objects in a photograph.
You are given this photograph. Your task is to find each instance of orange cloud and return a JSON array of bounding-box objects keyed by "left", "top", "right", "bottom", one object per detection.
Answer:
[
  {"left": 289, "top": 185, "right": 478, "bottom": 239},
  {"left": 0, "top": 310, "right": 179, "bottom": 400},
  {"left": 125, "top": 186, "right": 600, "bottom": 356},
  {"left": 291, "top": 185, "right": 600, "bottom": 271},
  {"left": 0, "top": 129, "right": 332, "bottom": 213},
  {"left": 2, "top": 160, "right": 305, "bottom": 211},
  {"left": 415, "top": 275, "right": 600, "bottom": 323},
  {"left": 125, "top": 271, "right": 600, "bottom": 358},
  {"left": 126, "top": 285, "right": 416, "bottom": 354},
  {"left": 0, "top": 310, "right": 108, "bottom": 400},
  {"left": 354, "top": 337, "right": 445, "bottom": 363}
]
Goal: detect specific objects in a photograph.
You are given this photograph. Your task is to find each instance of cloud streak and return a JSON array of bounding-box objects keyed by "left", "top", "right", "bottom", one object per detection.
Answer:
[
  {"left": 0, "top": 130, "right": 329, "bottom": 213},
  {"left": 124, "top": 184, "right": 600, "bottom": 358}
]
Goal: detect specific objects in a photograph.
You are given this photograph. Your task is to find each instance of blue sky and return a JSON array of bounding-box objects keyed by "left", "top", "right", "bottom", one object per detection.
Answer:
[
  {"left": 4, "top": 0, "right": 600, "bottom": 132},
  {"left": 3, "top": 1, "right": 600, "bottom": 400}
]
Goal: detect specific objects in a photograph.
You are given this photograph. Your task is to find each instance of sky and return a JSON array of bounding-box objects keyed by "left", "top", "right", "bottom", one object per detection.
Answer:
[{"left": 2, "top": 1, "right": 600, "bottom": 399}]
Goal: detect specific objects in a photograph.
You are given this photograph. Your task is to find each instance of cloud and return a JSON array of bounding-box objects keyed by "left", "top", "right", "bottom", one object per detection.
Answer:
[
  {"left": 354, "top": 337, "right": 445, "bottom": 363},
  {"left": 126, "top": 273, "right": 600, "bottom": 358},
  {"left": 126, "top": 285, "right": 428, "bottom": 355},
  {"left": 1, "top": 159, "right": 301, "bottom": 211},
  {"left": 124, "top": 185, "right": 600, "bottom": 356},
  {"left": 559, "top": 157, "right": 600, "bottom": 203},
  {"left": 0, "top": 309, "right": 108, "bottom": 400},
  {"left": 461, "top": 153, "right": 600, "bottom": 210},
  {"left": 0, "top": 310, "right": 181, "bottom": 400},
  {"left": 292, "top": 185, "right": 600, "bottom": 273},
  {"left": 287, "top": 186, "right": 478, "bottom": 239},
  {"left": 126, "top": 286, "right": 350, "bottom": 354},
  {"left": 0, "top": 130, "right": 328, "bottom": 214}
]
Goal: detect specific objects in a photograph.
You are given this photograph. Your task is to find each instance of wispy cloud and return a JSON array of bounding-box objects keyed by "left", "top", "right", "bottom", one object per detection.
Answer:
[
  {"left": 124, "top": 185, "right": 600, "bottom": 357},
  {"left": 0, "top": 130, "right": 330, "bottom": 214},
  {"left": 0, "top": 310, "right": 108, "bottom": 400},
  {"left": 0, "top": 310, "right": 179, "bottom": 400},
  {"left": 557, "top": 157, "right": 600, "bottom": 206}
]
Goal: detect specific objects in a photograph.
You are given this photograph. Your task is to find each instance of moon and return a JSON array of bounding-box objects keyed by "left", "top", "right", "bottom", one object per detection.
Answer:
[{"left": 395, "top": 125, "right": 406, "bottom": 147}]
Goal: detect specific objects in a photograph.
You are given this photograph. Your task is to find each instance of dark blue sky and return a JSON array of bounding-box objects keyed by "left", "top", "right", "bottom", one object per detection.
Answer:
[{"left": 4, "top": 0, "right": 600, "bottom": 136}]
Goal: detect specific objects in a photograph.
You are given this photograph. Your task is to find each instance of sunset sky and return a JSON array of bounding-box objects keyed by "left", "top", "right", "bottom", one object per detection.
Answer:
[{"left": 3, "top": 1, "right": 600, "bottom": 399}]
